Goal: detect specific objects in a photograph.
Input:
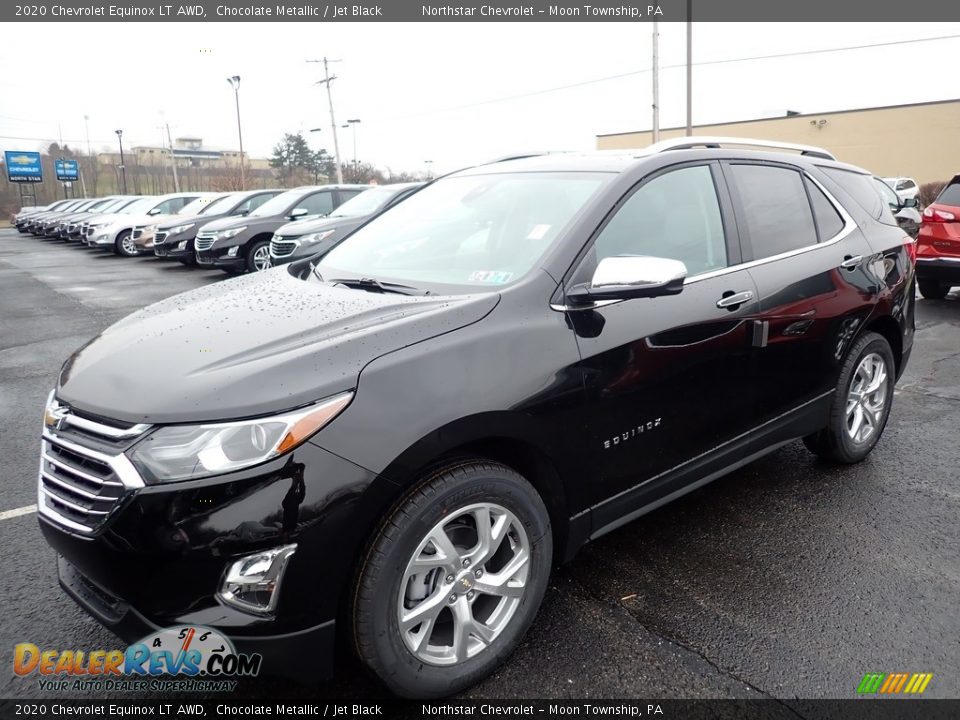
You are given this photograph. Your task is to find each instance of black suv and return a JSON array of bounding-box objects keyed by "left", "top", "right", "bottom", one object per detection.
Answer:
[
  {"left": 194, "top": 184, "right": 368, "bottom": 273},
  {"left": 153, "top": 189, "right": 282, "bottom": 265},
  {"left": 38, "top": 139, "right": 914, "bottom": 698}
]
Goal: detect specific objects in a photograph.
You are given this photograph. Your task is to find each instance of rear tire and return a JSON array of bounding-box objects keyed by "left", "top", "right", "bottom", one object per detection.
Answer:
[
  {"left": 352, "top": 460, "right": 552, "bottom": 698},
  {"left": 803, "top": 331, "right": 895, "bottom": 464},
  {"left": 918, "top": 280, "right": 949, "bottom": 300}
]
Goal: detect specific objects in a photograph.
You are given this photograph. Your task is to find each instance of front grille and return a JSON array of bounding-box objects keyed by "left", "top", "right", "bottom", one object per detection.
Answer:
[
  {"left": 67, "top": 223, "right": 77, "bottom": 233},
  {"left": 38, "top": 404, "right": 149, "bottom": 535},
  {"left": 270, "top": 236, "right": 299, "bottom": 258},
  {"left": 154, "top": 231, "right": 168, "bottom": 245},
  {"left": 195, "top": 234, "right": 216, "bottom": 252}
]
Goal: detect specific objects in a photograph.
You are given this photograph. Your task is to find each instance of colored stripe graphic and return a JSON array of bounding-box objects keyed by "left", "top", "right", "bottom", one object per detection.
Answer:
[{"left": 858, "top": 672, "right": 933, "bottom": 694}]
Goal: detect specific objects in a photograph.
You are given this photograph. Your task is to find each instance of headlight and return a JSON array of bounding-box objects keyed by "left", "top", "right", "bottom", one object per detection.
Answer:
[
  {"left": 300, "top": 230, "right": 336, "bottom": 245},
  {"left": 217, "top": 226, "right": 247, "bottom": 240},
  {"left": 146, "top": 224, "right": 159, "bottom": 233},
  {"left": 128, "top": 391, "right": 353, "bottom": 483},
  {"left": 169, "top": 223, "right": 195, "bottom": 235}
]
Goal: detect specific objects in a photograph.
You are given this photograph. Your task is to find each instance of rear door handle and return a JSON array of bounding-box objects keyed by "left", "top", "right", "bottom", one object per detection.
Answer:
[
  {"left": 840, "top": 255, "right": 863, "bottom": 270},
  {"left": 716, "top": 290, "right": 755, "bottom": 309}
]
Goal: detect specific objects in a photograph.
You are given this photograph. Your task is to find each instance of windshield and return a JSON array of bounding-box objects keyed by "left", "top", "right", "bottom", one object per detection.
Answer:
[
  {"left": 175, "top": 196, "right": 210, "bottom": 216},
  {"left": 249, "top": 189, "right": 306, "bottom": 217},
  {"left": 118, "top": 197, "right": 158, "bottom": 215},
  {"left": 197, "top": 193, "right": 240, "bottom": 215},
  {"left": 329, "top": 187, "right": 405, "bottom": 218},
  {"left": 317, "top": 172, "right": 606, "bottom": 291}
]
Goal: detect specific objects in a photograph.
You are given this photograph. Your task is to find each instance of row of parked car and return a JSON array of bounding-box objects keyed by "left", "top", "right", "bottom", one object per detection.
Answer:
[{"left": 10, "top": 181, "right": 424, "bottom": 273}]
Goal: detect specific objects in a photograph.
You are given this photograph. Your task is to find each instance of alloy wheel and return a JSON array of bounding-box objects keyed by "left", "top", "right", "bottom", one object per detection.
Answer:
[
  {"left": 252, "top": 246, "right": 272, "bottom": 271},
  {"left": 397, "top": 502, "right": 530, "bottom": 666},
  {"left": 121, "top": 235, "right": 138, "bottom": 256},
  {"left": 845, "top": 352, "right": 888, "bottom": 444}
]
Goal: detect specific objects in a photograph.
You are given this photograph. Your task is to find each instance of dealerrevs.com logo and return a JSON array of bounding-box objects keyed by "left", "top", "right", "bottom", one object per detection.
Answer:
[{"left": 13, "top": 626, "right": 261, "bottom": 692}]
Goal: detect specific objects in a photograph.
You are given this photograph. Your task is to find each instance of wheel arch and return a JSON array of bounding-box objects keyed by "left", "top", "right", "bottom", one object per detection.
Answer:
[{"left": 862, "top": 313, "right": 904, "bottom": 376}]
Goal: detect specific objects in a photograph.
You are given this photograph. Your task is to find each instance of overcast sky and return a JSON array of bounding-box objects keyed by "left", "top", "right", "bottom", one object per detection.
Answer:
[{"left": 1, "top": 22, "right": 958, "bottom": 175}]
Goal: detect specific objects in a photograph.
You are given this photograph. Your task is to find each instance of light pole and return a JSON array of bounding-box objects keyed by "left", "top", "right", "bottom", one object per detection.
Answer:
[
  {"left": 424, "top": 160, "right": 434, "bottom": 180},
  {"left": 227, "top": 76, "right": 245, "bottom": 190},
  {"left": 114, "top": 129, "right": 128, "bottom": 194},
  {"left": 345, "top": 118, "right": 360, "bottom": 167}
]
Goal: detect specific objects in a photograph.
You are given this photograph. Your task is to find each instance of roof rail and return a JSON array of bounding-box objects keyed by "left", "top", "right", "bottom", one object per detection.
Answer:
[
  {"left": 644, "top": 136, "right": 836, "bottom": 161},
  {"left": 482, "top": 151, "right": 560, "bottom": 165}
]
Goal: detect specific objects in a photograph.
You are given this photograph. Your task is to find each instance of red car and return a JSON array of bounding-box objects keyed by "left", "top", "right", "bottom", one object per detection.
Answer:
[{"left": 917, "top": 175, "right": 960, "bottom": 299}]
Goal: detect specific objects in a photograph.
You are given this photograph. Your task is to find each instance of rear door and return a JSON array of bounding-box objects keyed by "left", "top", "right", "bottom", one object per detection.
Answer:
[{"left": 723, "top": 161, "right": 875, "bottom": 427}]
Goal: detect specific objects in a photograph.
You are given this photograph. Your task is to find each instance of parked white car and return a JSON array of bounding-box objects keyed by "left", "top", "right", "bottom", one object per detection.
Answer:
[
  {"left": 882, "top": 177, "right": 920, "bottom": 203},
  {"left": 86, "top": 192, "right": 204, "bottom": 256}
]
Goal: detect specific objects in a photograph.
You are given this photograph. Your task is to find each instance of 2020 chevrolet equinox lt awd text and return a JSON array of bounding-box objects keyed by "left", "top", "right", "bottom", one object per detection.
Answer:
[{"left": 38, "top": 138, "right": 915, "bottom": 698}]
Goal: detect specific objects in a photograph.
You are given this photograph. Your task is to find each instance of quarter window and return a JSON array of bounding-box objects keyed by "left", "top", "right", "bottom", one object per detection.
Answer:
[
  {"left": 730, "top": 164, "right": 818, "bottom": 260},
  {"left": 805, "top": 178, "right": 845, "bottom": 240},
  {"left": 591, "top": 165, "right": 727, "bottom": 276}
]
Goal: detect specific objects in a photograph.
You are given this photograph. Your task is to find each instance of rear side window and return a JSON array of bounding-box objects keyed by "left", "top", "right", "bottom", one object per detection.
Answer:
[
  {"left": 805, "top": 179, "right": 845, "bottom": 240},
  {"left": 820, "top": 167, "right": 897, "bottom": 226},
  {"left": 936, "top": 180, "right": 960, "bottom": 208},
  {"left": 729, "top": 164, "right": 817, "bottom": 260}
]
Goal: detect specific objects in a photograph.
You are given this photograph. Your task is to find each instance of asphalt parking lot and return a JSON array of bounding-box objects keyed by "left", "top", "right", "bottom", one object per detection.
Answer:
[{"left": 1, "top": 228, "right": 958, "bottom": 701}]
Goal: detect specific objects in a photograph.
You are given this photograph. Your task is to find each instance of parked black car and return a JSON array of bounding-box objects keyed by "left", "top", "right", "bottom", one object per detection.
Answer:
[
  {"left": 38, "top": 139, "right": 914, "bottom": 698},
  {"left": 194, "top": 185, "right": 369, "bottom": 273},
  {"left": 269, "top": 183, "right": 424, "bottom": 267},
  {"left": 152, "top": 189, "right": 282, "bottom": 264}
]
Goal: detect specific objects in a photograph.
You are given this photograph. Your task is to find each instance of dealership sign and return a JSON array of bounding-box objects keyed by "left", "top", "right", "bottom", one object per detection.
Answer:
[
  {"left": 4, "top": 150, "right": 43, "bottom": 183},
  {"left": 55, "top": 158, "right": 79, "bottom": 182}
]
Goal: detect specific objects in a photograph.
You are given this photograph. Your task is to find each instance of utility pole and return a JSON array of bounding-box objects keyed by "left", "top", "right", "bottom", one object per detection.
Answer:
[
  {"left": 165, "top": 122, "right": 180, "bottom": 192},
  {"left": 686, "top": 1, "right": 693, "bottom": 136},
  {"left": 81, "top": 114, "right": 91, "bottom": 196},
  {"left": 226, "top": 76, "right": 245, "bottom": 190},
  {"left": 652, "top": 21, "right": 660, "bottom": 144},
  {"left": 307, "top": 58, "right": 344, "bottom": 184}
]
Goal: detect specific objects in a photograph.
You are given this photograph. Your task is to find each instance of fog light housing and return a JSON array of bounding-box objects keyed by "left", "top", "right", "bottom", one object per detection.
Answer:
[
  {"left": 226, "top": 246, "right": 239, "bottom": 257},
  {"left": 177, "top": 241, "right": 187, "bottom": 250},
  {"left": 217, "top": 544, "right": 296, "bottom": 616}
]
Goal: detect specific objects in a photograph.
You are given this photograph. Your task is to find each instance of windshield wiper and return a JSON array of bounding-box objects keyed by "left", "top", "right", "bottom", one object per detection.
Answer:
[{"left": 326, "top": 276, "right": 429, "bottom": 296}]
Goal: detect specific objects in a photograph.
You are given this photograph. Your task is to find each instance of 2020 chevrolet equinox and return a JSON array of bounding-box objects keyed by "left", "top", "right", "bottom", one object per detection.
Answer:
[{"left": 38, "top": 138, "right": 915, "bottom": 698}]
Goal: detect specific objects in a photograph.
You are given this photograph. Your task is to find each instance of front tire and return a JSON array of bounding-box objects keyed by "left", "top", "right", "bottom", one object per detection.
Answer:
[
  {"left": 114, "top": 230, "right": 138, "bottom": 257},
  {"left": 353, "top": 460, "right": 552, "bottom": 698},
  {"left": 246, "top": 240, "right": 272, "bottom": 273},
  {"left": 918, "top": 280, "right": 949, "bottom": 300},
  {"left": 803, "top": 331, "right": 895, "bottom": 463}
]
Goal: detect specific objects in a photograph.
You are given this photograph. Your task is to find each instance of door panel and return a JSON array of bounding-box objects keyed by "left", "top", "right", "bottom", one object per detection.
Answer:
[{"left": 573, "top": 270, "right": 759, "bottom": 513}]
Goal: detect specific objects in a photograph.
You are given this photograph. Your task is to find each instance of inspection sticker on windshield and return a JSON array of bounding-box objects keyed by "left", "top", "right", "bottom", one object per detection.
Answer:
[
  {"left": 526, "top": 224, "right": 551, "bottom": 241},
  {"left": 468, "top": 271, "right": 513, "bottom": 284}
]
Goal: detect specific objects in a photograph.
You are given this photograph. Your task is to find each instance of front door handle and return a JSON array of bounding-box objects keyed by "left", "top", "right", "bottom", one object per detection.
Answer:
[
  {"left": 840, "top": 255, "right": 863, "bottom": 270},
  {"left": 716, "top": 290, "right": 754, "bottom": 309}
]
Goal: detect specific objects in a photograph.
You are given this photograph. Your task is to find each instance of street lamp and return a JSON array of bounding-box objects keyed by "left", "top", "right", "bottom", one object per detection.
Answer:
[
  {"left": 308, "top": 128, "right": 325, "bottom": 183},
  {"left": 424, "top": 160, "right": 434, "bottom": 180},
  {"left": 227, "top": 76, "right": 245, "bottom": 190},
  {"left": 344, "top": 118, "right": 360, "bottom": 166},
  {"left": 114, "top": 129, "right": 127, "bottom": 194}
]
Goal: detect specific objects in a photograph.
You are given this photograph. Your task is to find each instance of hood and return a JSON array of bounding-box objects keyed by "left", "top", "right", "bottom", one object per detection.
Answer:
[
  {"left": 157, "top": 212, "right": 226, "bottom": 231},
  {"left": 57, "top": 269, "right": 499, "bottom": 424},
  {"left": 198, "top": 214, "right": 275, "bottom": 233},
  {"left": 118, "top": 213, "right": 164, "bottom": 227},
  {"left": 82, "top": 212, "right": 125, "bottom": 226},
  {"left": 275, "top": 214, "right": 365, "bottom": 237}
]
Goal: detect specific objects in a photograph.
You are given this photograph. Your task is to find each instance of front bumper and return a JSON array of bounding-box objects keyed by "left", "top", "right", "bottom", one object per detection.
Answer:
[
  {"left": 56, "top": 556, "right": 335, "bottom": 684},
  {"left": 153, "top": 234, "right": 194, "bottom": 259},
  {"left": 916, "top": 256, "right": 960, "bottom": 285},
  {"left": 196, "top": 246, "right": 246, "bottom": 270},
  {"left": 37, "top": 437, "right": 383, "bottom": 682}
]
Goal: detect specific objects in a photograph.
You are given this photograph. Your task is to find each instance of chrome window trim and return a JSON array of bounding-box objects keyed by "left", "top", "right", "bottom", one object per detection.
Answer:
[{"left": 684, "top": 170, "right": 857, "bottom": 285}]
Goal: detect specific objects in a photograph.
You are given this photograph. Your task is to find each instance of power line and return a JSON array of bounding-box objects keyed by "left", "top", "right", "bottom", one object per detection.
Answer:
[{"left": 386, "top": 33, "right": 960, "bottom": 119}]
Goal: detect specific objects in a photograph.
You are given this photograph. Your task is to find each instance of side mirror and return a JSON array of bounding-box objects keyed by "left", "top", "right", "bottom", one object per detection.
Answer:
[
  {"left": 567, "top": 255, "right": 687, "bottom": 304},
  {"left": 902, "top": 197, "right": 918, "bottom": 208},
  {"left": 147, "top": 208, "right": 161, "bottom": 216},
  {"left": 288, "top": 207, "right": 308, "bottom": 220}
]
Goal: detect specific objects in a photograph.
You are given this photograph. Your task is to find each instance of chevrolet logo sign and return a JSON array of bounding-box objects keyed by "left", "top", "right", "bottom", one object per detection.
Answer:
[{"left": 8, "top": 155, "right": 36, "bottom": 165}]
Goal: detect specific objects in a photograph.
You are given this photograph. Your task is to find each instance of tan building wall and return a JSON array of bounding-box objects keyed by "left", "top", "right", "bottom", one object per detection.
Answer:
[{"left": 596, "top": 99, "right": 960, "bottom": 185}]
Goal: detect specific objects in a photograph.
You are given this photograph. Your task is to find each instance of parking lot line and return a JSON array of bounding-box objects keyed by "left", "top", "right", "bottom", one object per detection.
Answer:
[{"left": 0, "top": 504, "right": 37, "bottom": 521}]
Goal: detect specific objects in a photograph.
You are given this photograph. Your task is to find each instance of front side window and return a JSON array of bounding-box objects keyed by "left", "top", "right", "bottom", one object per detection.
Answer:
[
  {"left": 299, "top": 191, "right": 335, "bottom": 217},
  {"left": 590, "top": 164, "right": 727, "bottom": 277},
  {"left": 730, "top": 164, "right": 817, "bottom": 260},
  {"left": 318, "top": 172, "right": 607, "bottom": 291}
]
